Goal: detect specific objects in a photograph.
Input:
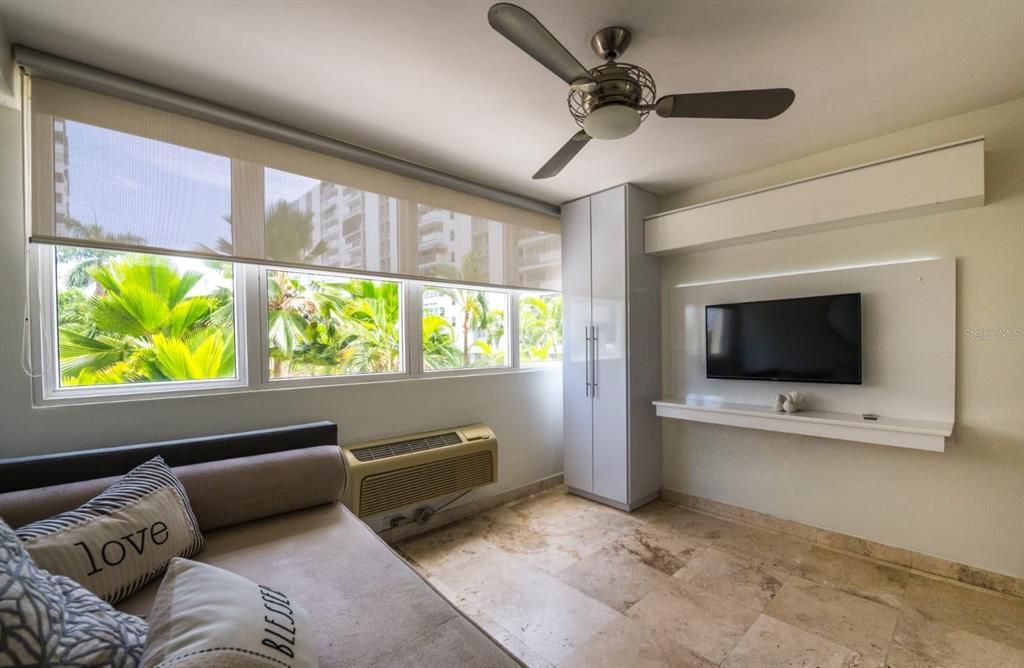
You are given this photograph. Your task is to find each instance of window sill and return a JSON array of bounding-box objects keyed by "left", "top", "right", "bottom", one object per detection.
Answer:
[{"left": 31, "top": 364, "right": 561, "bottom": 409}]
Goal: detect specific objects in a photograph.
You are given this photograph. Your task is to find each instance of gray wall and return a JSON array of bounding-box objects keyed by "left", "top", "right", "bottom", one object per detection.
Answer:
[
  {"left": 657, "top": 97, "right": 1024, "bottom": 578},
  {"left": 0, "top": 103, "right": 564, "bottom": 510}
]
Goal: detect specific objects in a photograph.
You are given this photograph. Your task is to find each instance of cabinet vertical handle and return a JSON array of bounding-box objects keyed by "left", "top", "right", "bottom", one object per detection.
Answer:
[
  {"left": 584, "top": 326, "right": 592, "bottom": 397},
  {"left": 591, "top": 325, "right": 598, "bottom": 396}
]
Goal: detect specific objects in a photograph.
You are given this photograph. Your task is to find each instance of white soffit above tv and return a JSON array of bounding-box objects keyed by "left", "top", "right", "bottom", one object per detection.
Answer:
[{"left": 645, "top": 137, "right": 985, "bottom": 254}]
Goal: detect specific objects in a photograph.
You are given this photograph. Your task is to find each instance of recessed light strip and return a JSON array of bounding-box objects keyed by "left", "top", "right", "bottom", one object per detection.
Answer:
[{"left": 673, "top": 257, "right": 942, "bottom": 289}]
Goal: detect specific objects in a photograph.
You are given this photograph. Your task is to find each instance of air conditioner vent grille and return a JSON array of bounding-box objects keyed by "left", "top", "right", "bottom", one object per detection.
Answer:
[
  {"left": 351, "top": 432, "right": 462, "bottom": 462},
  {"left": 358, "top": 450, "right": 494, "bottom": 517}
]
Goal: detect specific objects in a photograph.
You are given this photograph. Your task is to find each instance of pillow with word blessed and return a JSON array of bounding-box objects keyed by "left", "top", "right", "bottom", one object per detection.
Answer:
[
  {"left": 141, "top": 558, "right": 319, "bottom": 668},
  {"left": 16, "top": 456, "right": 205, "bottom": 603}
]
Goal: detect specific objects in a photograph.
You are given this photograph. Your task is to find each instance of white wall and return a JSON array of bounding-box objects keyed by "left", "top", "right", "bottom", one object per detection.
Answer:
[
  {"left": 0, "top": 104, "right": 564, "bottom": 511},
  {"left": 0, "top": 19, "right": 17, "bottom": 110},
  {"left": 657, "top": 97, "right": 1024, "bottom": 578}
]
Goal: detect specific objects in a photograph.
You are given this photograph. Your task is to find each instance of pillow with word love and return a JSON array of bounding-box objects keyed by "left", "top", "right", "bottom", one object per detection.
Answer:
[
  {"left": 0, "top": 518, "right": 147, "bottom": 667},
  {"left": 16, "top": 456, "right": 205, "bottom": 603},
  {"left": 141, "top": 558, "right": 319, "bottom": 668}
]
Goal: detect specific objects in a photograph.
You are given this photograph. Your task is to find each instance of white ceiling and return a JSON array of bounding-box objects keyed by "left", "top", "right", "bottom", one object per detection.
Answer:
[{"left": 1, "top": 0, "right": 1022, "bottom": 206}]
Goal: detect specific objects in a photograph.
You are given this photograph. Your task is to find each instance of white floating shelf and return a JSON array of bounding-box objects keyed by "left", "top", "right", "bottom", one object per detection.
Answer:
[
  {"left": 653, "top": 398, "right": 951, "bottom": 452},
  {"left": 645, "top": 137, "right": 985, "bottom": 254}
]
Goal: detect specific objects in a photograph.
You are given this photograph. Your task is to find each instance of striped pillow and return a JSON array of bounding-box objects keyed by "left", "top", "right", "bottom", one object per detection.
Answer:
[{"left": 16, "top": 456, "right": 205, "bottom": 603}]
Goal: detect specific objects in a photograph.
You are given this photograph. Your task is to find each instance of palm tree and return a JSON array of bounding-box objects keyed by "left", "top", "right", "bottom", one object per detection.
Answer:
[
  {"left": 422, "top": 314, "right": 462, "bottom": 370},
  {"left": 425, "top": 249, "right": 508, "bottom": 367},
  {"left": 264, "top": 200, "right": 330, "bottom": 264},
  {"left": 57, "top": 255, "right": 235, "bottom": 385},
  {"left": 457, "top": 290, "right": 488, "bottom": 366},
  {"left": 520, "top": 294, "right": 563, "bottom": 362},
  {"left": 207, "top": 200, "right": 329, "bottom": 264},
  {"left": 266, "top": 274, "right": 406, "bottom": 377},
  {"left": 266, "top": 269, "right": 330, "bottom": 377},
  {"left": 331, "top": 279, "right": 401, "bottom": 374},
  {"left": 57, "top": 218, "right": 146, "bottom": 288}
]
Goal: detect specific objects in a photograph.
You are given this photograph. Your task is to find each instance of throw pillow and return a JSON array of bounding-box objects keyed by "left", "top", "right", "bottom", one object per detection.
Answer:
[
  {"left": 0, "top": 517, "right": 148, "bottom": 666},
  {"left": 16, "top": 456, "right": 205, "bottom": 603},
  {"left": 141, "top": 558, "right": 319, "bottom": 668}
]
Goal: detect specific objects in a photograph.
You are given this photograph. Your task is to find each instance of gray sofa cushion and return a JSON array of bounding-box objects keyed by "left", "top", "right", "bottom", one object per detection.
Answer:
[
  {"left": 118, "top": 502, "right": 521, "bottom": 668},
  {"left": 0, "top": 446, "right": 345, "bottom": 532}
]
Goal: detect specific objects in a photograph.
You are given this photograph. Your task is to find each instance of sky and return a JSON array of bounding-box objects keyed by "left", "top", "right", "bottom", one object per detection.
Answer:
[
  {"left": 63, "top": 120, "right": 234, "bottom": 251},
  {"left": 61, "top": 120, "right": 354, "bottom": 253}
]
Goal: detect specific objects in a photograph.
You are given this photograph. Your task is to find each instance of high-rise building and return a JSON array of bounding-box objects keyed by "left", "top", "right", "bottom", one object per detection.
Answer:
[
  {"left": 287, "top": 179, "right": 559, "bottom": 291},
  {"left": 52, "top": 119, "right": 71, "bottom": 226},
  {"left": 515, "top": 227, "right": 561, "bottom": 291},
  {"left": 289, "top": 183, "right": 399, "bottom": 272}
]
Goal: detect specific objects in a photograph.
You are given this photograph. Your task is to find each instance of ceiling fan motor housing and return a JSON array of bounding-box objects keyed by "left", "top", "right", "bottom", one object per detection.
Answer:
[{"left": 569, "top": 62, "right": 656, "bottom": 139}]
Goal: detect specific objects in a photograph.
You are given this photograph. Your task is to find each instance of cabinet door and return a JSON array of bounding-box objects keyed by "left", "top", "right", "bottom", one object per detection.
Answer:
[
  {"left": 589, "top": 187, "right": 628, "bottom": 503},
  {"left": 560, "top": 197, "right": 593, "bottom": 493}
]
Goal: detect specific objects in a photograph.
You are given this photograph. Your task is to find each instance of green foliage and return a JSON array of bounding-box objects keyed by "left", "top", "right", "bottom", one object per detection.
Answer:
[
  {"left": 520, "top": 293, "right": 563, "bottom": 363},
  {"left": 266, "top": 272, "right": 403, "bottom": 378},
  {"left": 55, "top": 243, "right": 564, "bottom": 389},
  {"left": 56, "top": 218, "right": 148, "bottom": 288},
  {"left": 422, "top": 314, "right": 462, "bottom": 369},
  {"left": 56, "top": 253, "right": 235, "bottom": 387},
  {"left": 421, "top": 286, "right": 507, "bottom": 370}
]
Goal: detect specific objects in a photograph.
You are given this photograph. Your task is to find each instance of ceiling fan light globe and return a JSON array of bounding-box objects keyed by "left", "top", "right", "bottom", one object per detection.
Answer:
[{"left": 583, "top": 104, "right": 641, "bottom": 140}]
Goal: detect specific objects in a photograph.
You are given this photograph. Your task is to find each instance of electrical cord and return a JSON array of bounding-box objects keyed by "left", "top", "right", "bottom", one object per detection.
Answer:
[
  {"left": 414, "top": 489, "right": 473, "bottom": 525},
  {"left": 434, "top": 489, "right": 472, "bottom": 513}
]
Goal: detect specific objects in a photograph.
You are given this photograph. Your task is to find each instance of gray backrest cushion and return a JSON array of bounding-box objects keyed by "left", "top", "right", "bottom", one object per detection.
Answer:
[{"left": 0, "top": 445, "right": 345, "bottom": 531}]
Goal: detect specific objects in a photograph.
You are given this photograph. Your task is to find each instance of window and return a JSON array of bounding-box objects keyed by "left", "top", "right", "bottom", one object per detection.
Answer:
[
  {"left": 53, "top": 246, "right": 237, "bottom": 388},
  {"left": 267, "top": 269, "right": 402, "bottom": 379},
  {"left": 29, "top": 80, "right": 563, "bottom": 403},
  {"left": 40, "top": 245, "right": 557, "bottom": 401},
  {"left": 519, "top": 292, "right": 563, "bottom": 364},
  {"left": 422, "top": 286, "right": 509, "bottom": 371},
  {"left": 263, "top": 169, "right": 399, "bottom": 272}
]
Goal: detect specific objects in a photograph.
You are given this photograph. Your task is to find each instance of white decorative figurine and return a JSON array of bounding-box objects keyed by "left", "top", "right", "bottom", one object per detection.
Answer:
[
  {"left": 773, "top": 394, "right": 787, "bottom": 412},
  {"left": 782, "top": 391, "right": 805, "bottom": 414}
]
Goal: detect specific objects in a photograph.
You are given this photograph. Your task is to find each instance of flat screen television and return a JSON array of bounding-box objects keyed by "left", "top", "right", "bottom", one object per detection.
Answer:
[{"left": 705, "top": 293, "right": 862, "bottom": 384}]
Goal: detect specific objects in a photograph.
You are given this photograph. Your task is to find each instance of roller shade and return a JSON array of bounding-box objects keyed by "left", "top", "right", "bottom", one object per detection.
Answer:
[{"left": 28, "top": 76, "right": 561, "bottom": 290}]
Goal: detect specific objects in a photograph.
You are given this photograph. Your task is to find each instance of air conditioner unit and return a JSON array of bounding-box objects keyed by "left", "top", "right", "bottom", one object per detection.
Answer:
[{"left": 341, "top": 424, "right": 497, "bottom": 518}]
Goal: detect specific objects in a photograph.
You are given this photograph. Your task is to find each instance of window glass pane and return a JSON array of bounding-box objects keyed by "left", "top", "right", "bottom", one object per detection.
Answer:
[
  {"left": 54, "top": 119, "right": 233, "bottom": 254},
  {"left": 264, "top": 168, "right": 399, "bottom": 272},
  {"left": 422, "top": 286, "right": 508, "bottom": 370},
  {"left": 514, "top": 228, "right": 561, "bottom": 290},
  {"left": 267, "top": 269, "right": 402, "bottom": 378},
  {"left": 519, "top": 292, "right": 563, "bottom": 363},
  {"left": 55, "top": 246, "right": 236, "bottom": 387},
  {"left": 416, "top": 207, "right": 505, "bottom": 284}
]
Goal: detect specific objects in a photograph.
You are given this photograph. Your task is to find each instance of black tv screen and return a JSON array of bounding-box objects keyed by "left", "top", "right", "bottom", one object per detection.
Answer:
[{"left": 705, "top": 293, "right": 862, "bottom": 384}]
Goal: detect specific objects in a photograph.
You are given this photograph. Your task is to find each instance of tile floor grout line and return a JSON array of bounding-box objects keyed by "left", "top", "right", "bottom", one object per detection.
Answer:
[
  {"left": 881, "top": 602, "right": 907, "bottom": 668},
  {"left": 397, "top": 488, "right": 1024, "bottom": 667},
  {"left": 664, "top": 498, "right": 1024, "bottom": 602}
]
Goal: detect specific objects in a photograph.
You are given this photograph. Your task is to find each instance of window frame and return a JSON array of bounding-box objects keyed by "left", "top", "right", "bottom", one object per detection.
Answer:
[
  {"left": 258, "top": 264, "right": 409, "bottom": 386},
  {"left": 419, "top": 283, "right": 514, "bottom": 375},
  {"left": 32, "top": 245, "right": 250, "bottom": 405},
  {"left": 30, "top": 247, "right": 559, "bottom": 407}
]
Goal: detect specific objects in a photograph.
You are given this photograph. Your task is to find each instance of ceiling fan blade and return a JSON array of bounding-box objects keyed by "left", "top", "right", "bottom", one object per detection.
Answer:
[
  {"left": 533, "top": 131, "right": 590, "bottom": 180},
  {"left": 655, "top": 88, "right": 795, "bottom": 119},
  {"left": 488, "top": 3, "right": 595, "bottom": 87}
]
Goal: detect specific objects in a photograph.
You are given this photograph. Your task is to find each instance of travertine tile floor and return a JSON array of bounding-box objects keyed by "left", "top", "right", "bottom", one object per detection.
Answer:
[{"left": 396, "top": 486, "right": 1024, "bottom": 668}]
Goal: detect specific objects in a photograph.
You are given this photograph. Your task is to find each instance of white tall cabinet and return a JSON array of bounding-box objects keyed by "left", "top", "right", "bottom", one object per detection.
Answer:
[{"left": 562, "top": 184, "right": 661, "bottom": 511}]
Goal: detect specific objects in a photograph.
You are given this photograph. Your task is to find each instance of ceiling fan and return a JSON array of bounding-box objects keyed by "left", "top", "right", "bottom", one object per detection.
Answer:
[{"left": 487, "top": 3, "right": 796, "bottom": 179}]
